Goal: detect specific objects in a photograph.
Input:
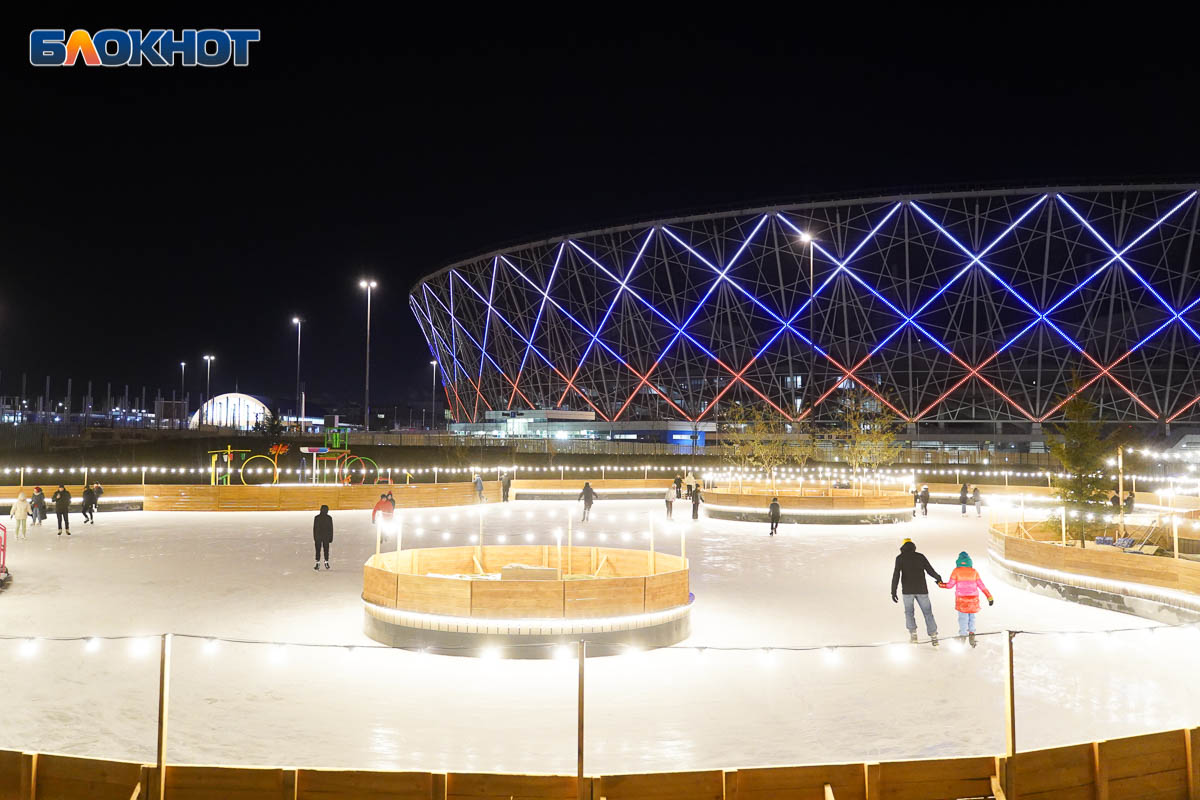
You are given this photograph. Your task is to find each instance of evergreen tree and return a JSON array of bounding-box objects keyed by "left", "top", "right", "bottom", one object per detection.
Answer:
[{"left": 1046, "top": 394, "right": 1110, "bottom": 544}]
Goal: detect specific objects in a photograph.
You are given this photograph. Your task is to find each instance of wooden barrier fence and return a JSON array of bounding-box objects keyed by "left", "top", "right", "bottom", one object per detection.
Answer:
[{"left": 6, "top": 726, "right": 1200, "bottom": 799}]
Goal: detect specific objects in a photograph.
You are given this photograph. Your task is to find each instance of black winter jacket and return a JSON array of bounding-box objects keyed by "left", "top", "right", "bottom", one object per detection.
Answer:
[
  {"left": 891, "top": 541, "right": 942, "bottom": 596},
  {"left": 52, "top": 489, "right": 71, "bottom": 512},
  {"left": 768, "top": 501, "right": 781, "bottom": 521},
  {"left": 82, "top": 488, "right": 97, "bottom": 507},
  {"left": 312, "top": 511, "right": 334, "bottom": 543}
]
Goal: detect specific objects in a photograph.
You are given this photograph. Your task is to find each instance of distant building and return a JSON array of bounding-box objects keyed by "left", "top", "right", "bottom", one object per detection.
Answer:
[{"left": 189, "top": 392, "right": 273, "bottom": 430}]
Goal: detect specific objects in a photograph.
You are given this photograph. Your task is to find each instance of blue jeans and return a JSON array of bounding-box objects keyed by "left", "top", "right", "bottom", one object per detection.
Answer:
[
  {"left": 958, "top": 611, "right": 977, "bottom": 636},
  {"left": 902, "top": 593, "right": 937, "bottom": 636}
]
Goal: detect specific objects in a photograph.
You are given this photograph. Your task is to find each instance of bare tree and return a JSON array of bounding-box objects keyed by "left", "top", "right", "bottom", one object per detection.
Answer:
[
  {"left": 830, "top": 386, "right": 904, "bottom": 495},
  {"left": 720, "top": 401, "right": 818, "bottom": 493}
]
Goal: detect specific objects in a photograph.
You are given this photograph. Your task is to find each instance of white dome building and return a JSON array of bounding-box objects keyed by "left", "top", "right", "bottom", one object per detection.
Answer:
[{"left": 189, "top": 392, "right": 273, "bottom": 430}]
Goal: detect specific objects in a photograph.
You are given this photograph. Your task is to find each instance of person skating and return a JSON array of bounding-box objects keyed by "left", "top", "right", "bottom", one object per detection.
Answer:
[
  {"left": 501, "top": 472, "right": 511, "bottom": 502},
  {"left": 768, "top": 497, "right": 781, "bottom": 535},
  {"left": 52, "top": 484, "right": 71, "bottom": 535},
  {"left": 81, "top": 484, "right": 97, "bottom": 524},
  {"left": 959, "top": 484, "right": 969, "bottom": 516},
  {"left": 684, "top": 471, "right": 697, "bottom": 500},
  {"left": 972, "top": 487, "right": 982, "bottom": 518},
  {"left": 673, "top": 474, "right": 683, "bottom": 499},
  {"left": 911, "top": 487, "right": 919, "bottom": 518},
  {"left": 473, "top": 474, "right": 485, "bottom": 503},
  {"left": 919, "top": 485, "right": 930, "bottom": 516},
  {"left": 578, "top": 482, "right": 598, "bottom": 521},
  {"left": 664, "top": 485, "right": 674, "bottom": 519},
  {"left": 9, "top": 492, "right": 30, "bottom": 539},
  {"left": 30, "top": 487, "right": 46, "bottom": 526},
  {"left": 938, "top": 551, "right": 994, "bottom": 647},
  {"left": 385, "top": 491, "right": 396, "bottom": 513},
  {"left": 690, "top": 485, "right": 703, "bottom": 520},
  {"left": 890, "top": 538, "right": 943, "bottom": 646},
  {"left": 312, "top": 504, "right": 334, "bottom": 570},
  {"left": 1124, "top": 490, "right": 1135, "bottom": 513},
  {"left": 371, "top": 493, "right": 393, "bottom": 525},
  {"left": 1110, "top": 491, "right": 1121, "bottom": 513},
  {"left": 93, "top": 482, "right": 104, "bottom": 507}
]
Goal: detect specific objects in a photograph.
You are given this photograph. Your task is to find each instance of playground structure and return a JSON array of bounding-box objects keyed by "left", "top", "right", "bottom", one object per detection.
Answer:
[
  {"left": 299, "top": 428, "right": 386, "bottom": 485},
  {"left": 207, "top": 445, "right": 251, "bottom": 486}
]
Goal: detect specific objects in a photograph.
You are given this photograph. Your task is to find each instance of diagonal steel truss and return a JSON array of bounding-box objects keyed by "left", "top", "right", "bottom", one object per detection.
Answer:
[{"left": 410, "top": 185, "right": 1200, "bottom": 428}]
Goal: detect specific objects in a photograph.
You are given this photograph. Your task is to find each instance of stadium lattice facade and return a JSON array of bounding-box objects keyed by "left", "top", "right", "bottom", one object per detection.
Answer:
[{"left": 411, "top": 185, "right": 1200, "bottom": 436}]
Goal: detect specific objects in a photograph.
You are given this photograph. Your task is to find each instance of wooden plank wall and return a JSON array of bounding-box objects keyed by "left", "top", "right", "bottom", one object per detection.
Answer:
[
  {"left": 511, "top": 479, "right": 673, "bottom": 491},
  {"left": 996, "top": 529, "right": 1200, "bottom": 595},
  {"left": 5, "top": 729, "right": 1200, "bottom": 799},
  {"left": 141, "top": 482, "right": 499, "bottom": 512}
]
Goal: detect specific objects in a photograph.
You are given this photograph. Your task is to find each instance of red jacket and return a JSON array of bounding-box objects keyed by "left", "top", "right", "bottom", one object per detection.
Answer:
[
  {"left": 371, "top": 498, "right": 393, "bottom": 524},
  {"left": 943, "top": 567, "right": 992, "bottom": 613}
]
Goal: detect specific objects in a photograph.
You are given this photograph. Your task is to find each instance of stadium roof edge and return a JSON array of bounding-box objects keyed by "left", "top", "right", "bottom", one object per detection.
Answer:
[{"left": 409, "top": 181, "right": 1200, "bottom": 295}]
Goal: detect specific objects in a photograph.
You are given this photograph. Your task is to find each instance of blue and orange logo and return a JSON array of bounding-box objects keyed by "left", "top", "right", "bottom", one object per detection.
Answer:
[{"left": 30, "top": 29, "right": 260, "bottom": 67}]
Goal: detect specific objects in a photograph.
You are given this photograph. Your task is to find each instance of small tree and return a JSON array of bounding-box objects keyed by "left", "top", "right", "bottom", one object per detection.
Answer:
[
  {"left": 1046, "top": 394, "right": 1111, "bottom": 545},
  {"left": 720, "top": 401, "right": 792, "bottom": 492},
  {"left": 830, "top": 386, "right": 904, "bottom": 495}
]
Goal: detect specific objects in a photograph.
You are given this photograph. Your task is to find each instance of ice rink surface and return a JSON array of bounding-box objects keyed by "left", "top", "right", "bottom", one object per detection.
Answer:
[{"left": 3, "top": 498, "right": 1197, "bottom": 773}]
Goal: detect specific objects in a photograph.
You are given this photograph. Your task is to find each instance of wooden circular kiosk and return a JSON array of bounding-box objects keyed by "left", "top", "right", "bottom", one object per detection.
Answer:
[
  {"left": 703, "top": 489, "right": 914, "bottom": 525},
  {"left": 363, "top": 544, "right": 691, "bottom": 657}
]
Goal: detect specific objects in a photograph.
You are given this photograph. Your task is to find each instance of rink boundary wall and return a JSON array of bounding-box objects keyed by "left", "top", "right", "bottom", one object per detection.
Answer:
[
  {"left": 5, "top": 725, "right": 1200, "bottom": 799},
  {"left": 988, "top": 527, "right": 1200, "bottom": 623},
  {"left": 1, "top": 479, "right": 1140, "bottom": 514}
]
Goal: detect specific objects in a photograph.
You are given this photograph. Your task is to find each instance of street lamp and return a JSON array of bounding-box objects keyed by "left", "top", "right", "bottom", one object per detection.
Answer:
[
  {"left": 799, "top": 231, "right": 815, "bottom": 414},
  {"left": 359, "top": 280, "right": 377, "bottom": 431},
  {"left": 292, "top": 317, "right": 303, "bottom": 431},
  {"left": 179, "top": 362, "right": 186, "bottom": 429},
  {"left": 203, "top": 355, "right": 215, "bottom": 427},
  {"left": 430, "top": 360, "right": 439, "bottom": 431}
]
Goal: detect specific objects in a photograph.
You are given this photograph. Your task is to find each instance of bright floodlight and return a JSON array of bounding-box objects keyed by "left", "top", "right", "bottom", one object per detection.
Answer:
[
  {"left": 360, "top": 279, "right": 377, "bottom": 288},
  {"left": 292, "top": 316, "right": 300, "bottom": 324},
  {"left": 799, "top": 231, "right": 813, "bottom": 243}
]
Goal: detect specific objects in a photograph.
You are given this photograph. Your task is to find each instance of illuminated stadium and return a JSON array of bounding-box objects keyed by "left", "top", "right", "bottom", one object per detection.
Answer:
[{"left": 410, "top": 185, "right": 1200, "bottom": 439}]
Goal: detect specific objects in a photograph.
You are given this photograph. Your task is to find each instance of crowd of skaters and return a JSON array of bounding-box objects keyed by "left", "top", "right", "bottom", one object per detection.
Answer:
[{"left": 7, "top": 482, "right": 105, "bottom": 538}]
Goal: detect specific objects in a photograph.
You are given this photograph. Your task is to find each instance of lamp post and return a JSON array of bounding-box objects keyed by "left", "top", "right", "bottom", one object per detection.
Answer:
[
  {"left": 179, "top": 362, "right": 186, "bottom": 429},
  {"left": 430, "top": 360, "right": 438, "bottom": 431},
  {"left": 292, "top": 317, "right": 303, "bottom": 431},
  {"left": 799, "top": 231, "right": 814, "bottom": 412},
  {"left": 202, "top": 355, "right": 215, "bottom": 427},
  {"left": 359, "top": 280, "right": 377, "bottom": 431}
]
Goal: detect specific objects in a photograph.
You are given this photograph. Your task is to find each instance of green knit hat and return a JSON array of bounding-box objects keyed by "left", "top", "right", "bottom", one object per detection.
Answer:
[{"left": 956, "top": 551, "right": 972, "bottom": 568}]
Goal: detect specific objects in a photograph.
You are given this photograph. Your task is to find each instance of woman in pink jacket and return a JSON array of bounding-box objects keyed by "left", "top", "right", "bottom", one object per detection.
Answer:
[{"left": 939, "top": 551, "right": 993, "bottom": 647}]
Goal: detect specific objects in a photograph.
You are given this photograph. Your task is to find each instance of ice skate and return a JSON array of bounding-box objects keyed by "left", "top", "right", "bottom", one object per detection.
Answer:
[
  {"left": 909, "top": 632, "right": 918, "bottom": 644},
  {"left": 314, "top": 561, "right": 320, "bottom": 571},
  {"left": 324, "top": 561, "right": 330, "bottom": 570},
  {"left": 930, "top": 633, "right": 939, "bottom": 647},
  {"left": 968, "top": 632, "right": 977, "bottom": 648}
]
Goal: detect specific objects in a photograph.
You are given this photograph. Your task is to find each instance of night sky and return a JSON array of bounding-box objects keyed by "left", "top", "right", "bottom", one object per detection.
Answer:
[{"left": 4, "top": 14, "right": 1197, "bottom": 420}]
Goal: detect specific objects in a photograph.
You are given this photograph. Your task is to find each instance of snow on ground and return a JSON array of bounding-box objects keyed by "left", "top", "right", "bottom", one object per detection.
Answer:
[{"left": 2, "top": 499, "right": 1197, "bottom": 772}]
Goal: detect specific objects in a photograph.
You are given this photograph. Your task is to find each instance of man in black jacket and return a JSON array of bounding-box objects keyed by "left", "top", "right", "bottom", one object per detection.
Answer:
[
  {"left": 891, "top": 538, "right": 942, "bottom": 645},
  {"left": 313, "top": 504, "right": 334, "bottom": 571},
  {"left": 52, "top": 484, "right": 72, "bottom": 535},
  {"left": 767, "top": 497, "right": 781, "bottom": 536},
  {"left": 578, "top": 482, "right": 598, "bottom": 521}
]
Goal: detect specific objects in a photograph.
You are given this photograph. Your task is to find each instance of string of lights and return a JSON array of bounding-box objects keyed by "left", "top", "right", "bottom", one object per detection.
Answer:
[{"left": 4, "top": 621, "right": 1197, "bottom": 659}]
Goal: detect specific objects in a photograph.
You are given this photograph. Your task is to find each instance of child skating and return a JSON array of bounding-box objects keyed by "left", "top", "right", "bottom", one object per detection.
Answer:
[{"left": 938, "top": 551, "right": 994, "bottom": 647}]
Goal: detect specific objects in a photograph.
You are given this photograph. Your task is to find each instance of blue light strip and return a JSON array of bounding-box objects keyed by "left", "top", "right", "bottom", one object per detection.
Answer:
[
  {"left": 1057, "top": 192, "right": 1200, "bottom": 342},
  {"left": 508, "top": 244, "right": 564, "bottom": 406},
  {"left": 556, "top": 228, "right": 656, "bottom": 402},
  {"left": 474, "top": 257, "right": 499, "bottom": 420}
]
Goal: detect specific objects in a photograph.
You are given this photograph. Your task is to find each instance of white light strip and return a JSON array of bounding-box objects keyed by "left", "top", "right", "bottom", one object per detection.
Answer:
[
  {"left": 362, "top": 596, "right": 691, "bottom": 632},
  {"left": 703, "top": 502, "right": 912, "bottom": 516}
]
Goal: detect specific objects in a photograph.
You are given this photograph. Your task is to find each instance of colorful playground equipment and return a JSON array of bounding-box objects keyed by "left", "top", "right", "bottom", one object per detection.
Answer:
[
  {"left": 299, "top": 428, "right": 386, "bottom": 485},
  {"left": 208, "top": 445, "right": 251, "bottom": 485},
  {"left": 239, "top": 443, "right": 290, "bottom": 485}
]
